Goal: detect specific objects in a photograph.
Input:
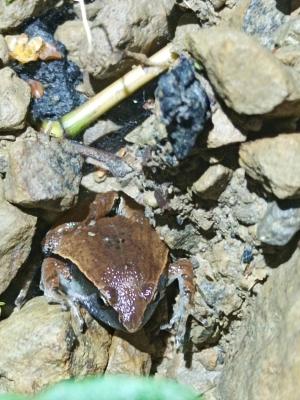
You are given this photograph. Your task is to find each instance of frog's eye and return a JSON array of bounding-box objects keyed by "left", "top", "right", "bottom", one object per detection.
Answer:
[
  {"left": 140, "top": 284, "right": 155, "bottom": 301},
  {"left": 99, "top": 294, "right": 109, "bottom": 306},
  {"left": 152, "top": 290, "right": 160, "bottom": 303}
]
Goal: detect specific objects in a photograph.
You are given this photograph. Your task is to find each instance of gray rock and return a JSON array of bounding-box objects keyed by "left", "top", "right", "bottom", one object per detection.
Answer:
[
  {"left": 83, "top": 119, "right": 121, "bottom": 146},
  {"left": 0, "top": 200, "right": 36, "bottom": 295},
  {"left": 223, "top": 0, "right": 288, "bottom": 49},
  {"left": 243, "top": 0, "right": 288, "bottom": 49},
  {"left": 0, "top": 67, "right": 30, "bottom": 131},
  {"left": 0, "top": 148, "right": 8, "bottom": 173},
  {"left": 206, "top": 237, "right": 248, "bottom": 280},
  {"left": 156, "top": 344, "right": 220, "bottom": 394},
  {"left": 0, "top": 35, "right": 8, "bottom": 64},
  {"left": 192, "top": 165, "right": 232, "bottom": 200},
  {"left": 55, "top": 0, "right": 175, "bottom": 80},
  {"left": 183, "top": 28, "right": 300, "bottom": 118},
  {"left": 274, "top": 16, "right": 300, "bottom": 48},
  {"left": 0, "top": 0, "right": 59, "bottom": 31},
  {"left": 257, "top": 201, "right": 300, "bottom": 246},
  {"left": 4, "top": 132, "right": 83, "bottom": 211},
  {"left": 157, "top": 224, "right": 207, "bottom": 254},
  {"left": 239, "top": 134, "right": 300, "bottom": 200},
  {"left": 274, "top": 45, "right": 300, "bottom": 73},
  {"left": 196, "top": 74, "right": 247, "bottom": 148},
  {"left": 199, "top": 280, "right": 243, "bottom": 316},
  {"left": 125, "top": 115, "right": 167, "bottom": 146},
  {"left": 190, "top": 208, "right": 214, "bottom": 231},
  {"left": 0, "top": 178, "right": 4, "bottom": 200},
  {"left": 219, "top": 168, "right": 267, "bottom": 226},
  {"left": 0, "top": 297, "right": 111, "bottom": 394},
  {"left": 81, "top": 174, "right": 141, "bottom": 203},
  {"left": 218, "top": 249, "right": 300, "bottom": 400},
  {"left": 273, "top": 17, "right": 300, "bottom": 72},
  {"left": 207, "top": 107, "right": 247, "bottom": 148}
]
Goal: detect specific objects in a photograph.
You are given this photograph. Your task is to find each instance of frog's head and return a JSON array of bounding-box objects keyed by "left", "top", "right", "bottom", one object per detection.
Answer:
[{"left": 101, "top": 264, "right": 162, "bottom": 333}]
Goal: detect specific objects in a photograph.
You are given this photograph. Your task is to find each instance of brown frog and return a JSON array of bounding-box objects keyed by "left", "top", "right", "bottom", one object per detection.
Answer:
[{"left": 41, "top": 192, "right": 194, "bottom": 346}]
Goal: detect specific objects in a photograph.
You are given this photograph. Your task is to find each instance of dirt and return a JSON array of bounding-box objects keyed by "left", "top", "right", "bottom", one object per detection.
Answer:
[{"left": 0, "top": 0, "right": 299, "bottom": 399}]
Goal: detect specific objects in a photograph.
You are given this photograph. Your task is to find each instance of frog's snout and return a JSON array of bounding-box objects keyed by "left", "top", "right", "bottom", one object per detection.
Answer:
[{"left": 121, "top": 315, "right": 143, "bottom": 333}]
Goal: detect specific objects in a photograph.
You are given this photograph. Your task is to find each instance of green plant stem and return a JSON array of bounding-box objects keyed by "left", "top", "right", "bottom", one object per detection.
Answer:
[{"left": 41, "top": 43, "right": 178, "bottom": 139}]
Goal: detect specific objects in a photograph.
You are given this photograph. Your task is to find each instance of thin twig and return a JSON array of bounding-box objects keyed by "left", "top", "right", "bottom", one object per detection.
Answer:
[
  {"left": 64, "top": 140, "right": 133, "bottom": 178},
  {"left": 75, "top": 0, "right": 93, "bottom": 53},
  {"left": 42, "top": 43, "right": 178, "bottom": 138}
]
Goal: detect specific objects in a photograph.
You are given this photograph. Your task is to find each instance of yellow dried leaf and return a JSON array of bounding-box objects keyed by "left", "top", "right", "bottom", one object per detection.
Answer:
[{"left": 5, "top": 33, "right": 63, "bottom": 63}]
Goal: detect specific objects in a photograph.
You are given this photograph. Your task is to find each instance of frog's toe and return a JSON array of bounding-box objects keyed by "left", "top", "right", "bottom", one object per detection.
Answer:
[
  {"left": 67, "top": 298, "right": 86, "bottom": 332},
  {"left": 42, "top": 287, "right": 68, "bottom": 309}
]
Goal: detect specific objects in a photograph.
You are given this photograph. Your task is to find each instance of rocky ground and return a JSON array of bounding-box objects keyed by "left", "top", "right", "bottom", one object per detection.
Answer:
[{"left": 0, "top": 0, "right": 300, "bottom": 399}]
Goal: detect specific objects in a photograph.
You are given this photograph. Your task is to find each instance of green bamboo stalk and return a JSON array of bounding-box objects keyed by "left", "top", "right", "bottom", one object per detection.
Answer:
[{"left": 42, "top": 44, "right": 178, "bottom": 139}]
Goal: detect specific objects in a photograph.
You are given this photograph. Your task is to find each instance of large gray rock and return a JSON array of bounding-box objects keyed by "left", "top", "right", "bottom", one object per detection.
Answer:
[
  {"left": 0, "top": 200, "right": 36, "bottom": 295},
  {"left": 0, "top": 67, "right": 30, "bottom": 131},
  {"left": 218, "top": 249, "right": 300, "bottom": 400},
  {"left": 224, "top": 0, "right": 288, "bottom": 49},
  {"left": 4, "top": 132, "right": 83, "bottom": 211},
  {"left": 242, "top": 0, "right": 288, "bottom": 48},
  {"left": 0, "top": 297, "right": 111, "bottom": 394},
  {"left": 183, "top": 28, "right": 300, "bottom": 118},
  {"left": 239, "top": 133, "right": 300, "bottom": 199},
  {"left": 0, "top": 0, "right": 59, "bottom": 31},
  {"left": 257, "top": 201, "right": 300, "bottom": 246},
  {"left": 55, "top": 0, "right": 175, "bottom": 80}
]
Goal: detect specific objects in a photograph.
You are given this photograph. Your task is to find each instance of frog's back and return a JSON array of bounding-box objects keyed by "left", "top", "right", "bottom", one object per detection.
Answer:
[{"left": 53, "top": 215, "right": 169, "bottom": 291}]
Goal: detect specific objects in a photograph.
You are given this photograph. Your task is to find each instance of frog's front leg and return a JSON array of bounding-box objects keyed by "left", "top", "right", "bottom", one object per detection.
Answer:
[
  {"left": 163, "top": 259, "right": 195, "bottom": 348},
  {"left": 41, "top": 257, "right": 85, "bottom": 332}
]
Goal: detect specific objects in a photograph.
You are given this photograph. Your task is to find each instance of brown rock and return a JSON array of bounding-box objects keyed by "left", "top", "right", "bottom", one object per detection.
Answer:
[
  {"left": 155, "top": 342, "right": 220, "bottom": 394},
  {"left": 0, "top": 67, "right": 30, "bottom": 131},
  {"left": 218, "top": 249, "right": 300, "bottom": 400},
  {"left": 55, "top": 0, "right": 175, "bottom": 80},
  {"left": 192, "top": 165, "right": 232, "bottom": 200},
  {"left": 0, "top": 200, "right": 36, "bottom": 295},
  {"left": 239, "top": 133, "right": 300, "bottom": 199},
  {"left": 198, "top": 348, "right": 220, "bottom": 371},
  {"left": 0, "top": 297, "right": 111, "bottom": 394},
  {"left": 106, "top": 331, "right": 152, "bottom": 376},
  {"left": 183, "top": 28, "right": 300, "bottom": 117},
  {"left": 4, "top": 132, "right": 83, "bottom": 211}
]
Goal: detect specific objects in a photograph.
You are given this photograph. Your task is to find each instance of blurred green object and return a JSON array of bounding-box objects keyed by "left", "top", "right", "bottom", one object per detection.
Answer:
[
  {"left": 5, "top": 0, "right": 16, "bottom": 4},
  {"left": 0, "top": 376, "right": 200, "bottom": 400}
]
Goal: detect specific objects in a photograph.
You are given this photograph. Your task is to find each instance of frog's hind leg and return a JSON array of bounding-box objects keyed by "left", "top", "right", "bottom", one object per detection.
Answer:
[{"left": 41, "top": 257, "right": 85, "bottom": 332}]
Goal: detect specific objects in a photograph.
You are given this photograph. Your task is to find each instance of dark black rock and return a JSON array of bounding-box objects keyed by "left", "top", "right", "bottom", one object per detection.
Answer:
[
  {"left": 25, "top": 19, "right": 66, "bottom": 55},
  {"left": 12, "top": 19, "right": 85, "bottom": 121},
  {"left": 156, "top": 57, "right": 210, "bottom": 160},
  {"left": 242, "top": 246, "right": 254, "bottom": 264}
]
